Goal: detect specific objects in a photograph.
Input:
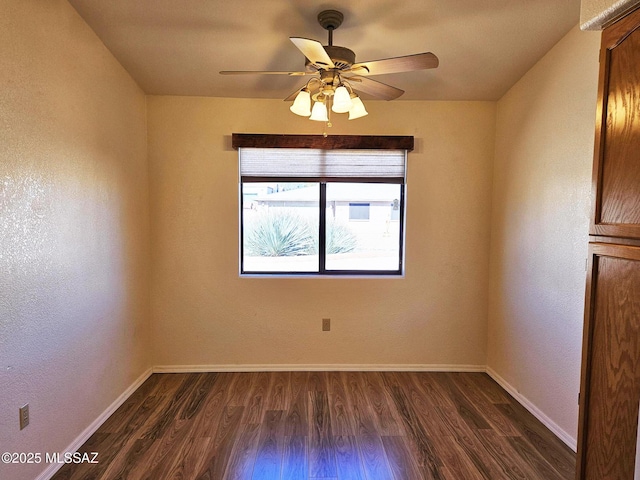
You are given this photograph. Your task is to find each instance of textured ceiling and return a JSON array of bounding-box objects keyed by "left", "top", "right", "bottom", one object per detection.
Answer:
[{"left": 68, "top": 0, "right": 581, "bottom": 101}]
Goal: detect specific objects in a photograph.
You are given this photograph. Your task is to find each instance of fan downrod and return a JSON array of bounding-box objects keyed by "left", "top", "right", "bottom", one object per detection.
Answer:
[{"left": 317, "top": 10, "right": 343, "bottom": 46}]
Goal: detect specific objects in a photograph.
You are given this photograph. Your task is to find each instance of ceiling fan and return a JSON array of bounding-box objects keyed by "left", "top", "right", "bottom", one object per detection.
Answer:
[{"left": 220, "top": 10, "right": 439, "bottom": 121}]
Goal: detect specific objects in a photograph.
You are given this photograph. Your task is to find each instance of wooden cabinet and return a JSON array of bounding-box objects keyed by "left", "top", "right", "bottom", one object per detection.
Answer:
[
  {"left": 577, "top": 243, "right": 640, "bottom": 479},
  {"left": 590, "top": 7, "right": 640, "bottom": 239},
  {"left": 576, "top": 6, "right": 640, "bottom": 480}
]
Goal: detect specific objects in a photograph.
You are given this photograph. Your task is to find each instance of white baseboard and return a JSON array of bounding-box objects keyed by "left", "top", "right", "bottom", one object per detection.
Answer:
[
  {"left": 35, "top": 367, "right": 153, "bottom": 480},
  {"left": 486, "top": 366, "right": 577, "bottom": 451},
  {"left": 153, "top": 363, "right": 487, "bottom": 373}
]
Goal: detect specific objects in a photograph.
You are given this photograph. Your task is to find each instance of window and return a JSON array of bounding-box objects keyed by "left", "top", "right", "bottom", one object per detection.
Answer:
[
  {"left": 235, "top": 134, "right": 411, "bottom": 276},
  {"left": 349, "top": 203, "right": 370, "bottom": 221}
]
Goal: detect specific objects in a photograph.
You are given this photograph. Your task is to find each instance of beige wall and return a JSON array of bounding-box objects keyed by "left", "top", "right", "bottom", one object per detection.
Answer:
[
  {"left": 488, "top": 25, "right": 601, "bottom": 448},
  {"left": 1, "top": 0, "right": 605, "bottom": 471},
  {"left": 148, "top": 97, "right": 495, "bottom": 369},
  {"left": 0, "top": 2, "right": 150, "bottom": 479}
]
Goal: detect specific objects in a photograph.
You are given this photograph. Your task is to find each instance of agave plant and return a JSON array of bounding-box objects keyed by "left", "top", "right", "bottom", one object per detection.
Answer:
[
  {"left": 244, "top": 210, "right": 315, "bottom": 257},
  {"left": 245, "top": 209, "right": 358, "bottom": 257},
  {"left": 326, "top": 220, "right": 358, "bottom": 254}
]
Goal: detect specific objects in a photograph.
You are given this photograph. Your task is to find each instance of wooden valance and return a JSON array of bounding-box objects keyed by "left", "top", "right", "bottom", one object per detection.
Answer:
[{"left": 232, "top": 134, "right": 414, "bottom": 151}]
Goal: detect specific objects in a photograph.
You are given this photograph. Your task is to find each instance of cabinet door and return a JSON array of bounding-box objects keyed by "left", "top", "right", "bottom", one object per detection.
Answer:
[
  {"left": 591, "top": 8, "right": 640, "bottom": 239},
  {"left": 576, "top": 243, "right": 640, "bottom": 479}
]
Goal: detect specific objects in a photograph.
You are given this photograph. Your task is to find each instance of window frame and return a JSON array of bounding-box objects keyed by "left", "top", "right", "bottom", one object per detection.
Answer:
[{"left": 234, "top": 134, "right": 413, "bottom": 277}]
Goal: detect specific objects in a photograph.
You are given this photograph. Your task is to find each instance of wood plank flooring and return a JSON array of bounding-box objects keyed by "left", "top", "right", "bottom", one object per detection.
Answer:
[{"left": 51, "top": 372, "right": 575, "bottom": 480}]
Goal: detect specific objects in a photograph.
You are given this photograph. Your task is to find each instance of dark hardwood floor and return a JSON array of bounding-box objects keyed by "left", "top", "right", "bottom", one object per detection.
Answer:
[{"left": 51, "top": 371, "right": 575, "bottom": 480}]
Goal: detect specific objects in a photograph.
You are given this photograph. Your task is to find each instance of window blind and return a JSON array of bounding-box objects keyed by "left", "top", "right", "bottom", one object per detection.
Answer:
[{"left": 239, "top": 148, "right": 406, "bottom": 181}]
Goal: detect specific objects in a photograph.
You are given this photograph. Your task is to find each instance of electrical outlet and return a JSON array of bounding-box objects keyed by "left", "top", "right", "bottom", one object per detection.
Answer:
[
  {"left": 322, "top": 318, "right": 331, "bottom": 331},
  {"left": 19, "top": 404, "right": 29, "bottom": 430}
]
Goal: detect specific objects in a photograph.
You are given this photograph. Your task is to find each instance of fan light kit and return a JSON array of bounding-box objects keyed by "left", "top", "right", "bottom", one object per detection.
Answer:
[{"left": 221, "top": 10, "right": 439, "bottom": 126}]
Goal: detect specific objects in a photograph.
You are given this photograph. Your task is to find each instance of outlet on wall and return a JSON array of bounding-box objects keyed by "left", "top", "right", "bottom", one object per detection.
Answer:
[
  {"left": 19, "top": 404, "right": 29, "bottom": 430},
  {"left": 322, "top": 318, "right": 331, "bottom": 331}
]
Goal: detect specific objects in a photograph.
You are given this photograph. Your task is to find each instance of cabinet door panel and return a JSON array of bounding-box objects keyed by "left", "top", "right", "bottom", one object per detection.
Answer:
[
  {"left": 577, "top": 243, "right": 640, "bottom": 479},
  {"left": 591, "top": 8, "right": 640, "bottom": 239}
]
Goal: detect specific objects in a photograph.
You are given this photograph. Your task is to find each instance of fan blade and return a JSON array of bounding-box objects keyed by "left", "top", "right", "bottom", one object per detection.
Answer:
[
  {"left": 290, "top": 37, "right": 335, "bottom": 69},
  {"left": 346, "top": 76, "right": 404, "bottom": 100},
  {"left": 220, "top": 70, "right": 313, "bottom": 76},
  {"left": 350, "top": 52, "right": 439, "bottom": 76}
]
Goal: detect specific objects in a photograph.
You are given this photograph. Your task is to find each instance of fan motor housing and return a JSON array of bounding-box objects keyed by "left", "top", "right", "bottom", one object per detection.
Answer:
[{"left": 305, "top": 45, "right": 355, "bottom": 71}]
